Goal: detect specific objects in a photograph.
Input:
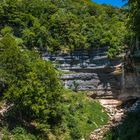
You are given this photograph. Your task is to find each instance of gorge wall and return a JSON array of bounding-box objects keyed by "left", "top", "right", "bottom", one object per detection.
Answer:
[
  {"left": 43, "top": 47, "right": 124, "bottom": 98},
  {"left": 120, "top": 45, "right": 140, "bottom": 99}
]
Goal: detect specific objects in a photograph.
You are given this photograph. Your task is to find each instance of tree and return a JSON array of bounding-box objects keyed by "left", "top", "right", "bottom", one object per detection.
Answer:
[
  {"left": 0, "top": 0, "right": 128, "bottom": 55},
  {"left": 127, "top": 0, "right": 140, "bottom": 35},
  {"left": 0, "top": 34, "right": 64, "bottom": 130}
]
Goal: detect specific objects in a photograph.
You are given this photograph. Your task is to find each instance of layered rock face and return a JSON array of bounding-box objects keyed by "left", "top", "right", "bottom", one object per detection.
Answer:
[
  {"left": 43, "top": 47, "right": 123, "bottom": 97},
  {"left": 120, "top": 46, "right": 140, "bottom": 99},
  {"left": 120, "top": 73, "right": 140, "bottom": 98}
]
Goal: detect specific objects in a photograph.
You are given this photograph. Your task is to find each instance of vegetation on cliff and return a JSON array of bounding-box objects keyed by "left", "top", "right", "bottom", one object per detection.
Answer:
[{"left": 128, "top": 0, "right": 140, "bottom": 36}]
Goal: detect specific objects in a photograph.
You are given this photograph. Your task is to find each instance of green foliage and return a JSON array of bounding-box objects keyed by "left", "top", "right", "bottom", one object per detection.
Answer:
[
  {"left": 70, "top": 127, "right": 82, "bottom": 140},
  {"left": 0, "top": 0, "right": 128, "bottom": 55},
  {"left": 12, "top": 127, "right": 37, "bottom": 140},
  {"left": 0, "top": 0, "right": 127, "bottom": 139},
  {"left": 0, "top": 127, "right": 37, "bottom": 140},
  {"left": 0, "top": 35, "right": 108, "bottom": 139},
  {"left": 63, "top": 91, "right": 108, "bottom": 139},
  {"left": 128, "top": 0, "right": 140, "bottom": 35},
  {"left": 0, "top": 34, "right": 64, "bottom": 131},
  {"left": 0, "top": 91, "right": 109, "bottom": 140},
  {"left": 1, "top": 26, "right": 13, "bottom": 35}
]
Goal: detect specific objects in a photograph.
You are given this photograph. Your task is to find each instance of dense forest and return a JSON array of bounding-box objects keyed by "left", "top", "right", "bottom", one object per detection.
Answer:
[
  {"left": 0, "top": 0, "right": 139, "bottom": 140},
  {"left": 0, "top": 0, "right": 128, "bottom": 57}
]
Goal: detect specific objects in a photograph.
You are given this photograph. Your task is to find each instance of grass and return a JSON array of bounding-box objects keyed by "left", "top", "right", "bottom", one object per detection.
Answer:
[
  {"left": 63, "top": 91, "right": 109, "bottom": 139},
  {"left": 76, "top": 101, "right": 108, "bottom": 137}
]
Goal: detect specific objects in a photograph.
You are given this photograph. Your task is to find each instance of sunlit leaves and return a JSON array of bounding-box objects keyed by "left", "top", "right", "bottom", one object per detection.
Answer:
[{"left": 0, "top": 35, "right": 63, "bottom": 128}]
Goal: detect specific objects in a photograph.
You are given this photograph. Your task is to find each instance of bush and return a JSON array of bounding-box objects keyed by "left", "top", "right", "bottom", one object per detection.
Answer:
[
  {"left": 70, "top": 127, "right": 82, "bottom": 140},
  {"left": 12, "top": 127, "right": 37, "bottom": 140},
  {"left": 0, "top": 34, "right": 64, "bottom": 132}
]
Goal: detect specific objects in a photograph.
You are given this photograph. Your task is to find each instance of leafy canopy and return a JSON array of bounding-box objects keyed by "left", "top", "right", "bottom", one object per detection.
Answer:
[
  {"left": 0, "top": 0, "right": 128, "bottom": 56},
  {"left": 0, "top": 34, "right": 64, "bottom": 129}
]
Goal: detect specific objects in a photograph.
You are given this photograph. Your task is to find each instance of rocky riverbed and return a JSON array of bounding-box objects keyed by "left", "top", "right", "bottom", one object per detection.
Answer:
[
  {"left": 89, "top": 99, "right": 124, "bottom": 140},
  {"left": 89, "top": 99, "right": 140, "bottom": 140}
]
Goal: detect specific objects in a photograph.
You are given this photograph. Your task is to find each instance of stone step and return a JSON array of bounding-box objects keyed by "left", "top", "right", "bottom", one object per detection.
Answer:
[
  {"left": 63, "top": 79, "right": 121, "bottom": 89},
  {"left": 61, "top": 73, "right": 121, "bottom": 80},
  {"left": 96, "top": 96, "right": 116, "bottom": 99},
  {"left": 60, "top": 66, "right": 117, "bottom": 73}
]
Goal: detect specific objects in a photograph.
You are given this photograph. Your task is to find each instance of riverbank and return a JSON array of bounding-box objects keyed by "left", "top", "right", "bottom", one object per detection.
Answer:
[{"left": 89, "top": 99, "right": 124, "bottom": 140}]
